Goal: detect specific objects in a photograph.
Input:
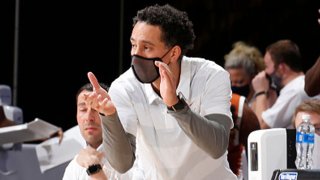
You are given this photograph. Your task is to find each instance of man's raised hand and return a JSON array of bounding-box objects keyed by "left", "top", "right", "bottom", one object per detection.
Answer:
[{"left": 87, "top": 72, "right": 116, "bottom": 116}]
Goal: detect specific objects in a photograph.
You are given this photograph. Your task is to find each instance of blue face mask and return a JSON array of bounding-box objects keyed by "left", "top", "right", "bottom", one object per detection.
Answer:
[{"left": 131, "top": 48, "right": 172, "bottom": 83}]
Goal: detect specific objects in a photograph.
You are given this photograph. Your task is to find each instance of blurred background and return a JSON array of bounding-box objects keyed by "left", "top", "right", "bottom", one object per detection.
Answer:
[{"left": 1, "top": 0, "right": 319, "bottom": 131}]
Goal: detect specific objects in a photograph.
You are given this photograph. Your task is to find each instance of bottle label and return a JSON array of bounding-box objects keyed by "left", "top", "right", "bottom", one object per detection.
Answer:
[
  {"left": 296, "top": 132, "right": 314, "bottom": 144},
  {"left": 296, "top": 132, "right": 303, "bottom": 143},
  {"left": 303, "top": 133, "right": 314, "bottom": 144}
]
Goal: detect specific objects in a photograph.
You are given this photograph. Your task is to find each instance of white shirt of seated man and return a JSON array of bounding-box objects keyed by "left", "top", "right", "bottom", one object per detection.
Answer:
[
  {"left": 62, "top": 85, "right": 142, "bottom": 180},
  {"left": 63, "top": 144, "right": 131, "bottom": 180}
]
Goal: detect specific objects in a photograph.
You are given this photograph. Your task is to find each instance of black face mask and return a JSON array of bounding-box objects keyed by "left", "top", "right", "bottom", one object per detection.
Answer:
[
  {"left": 131, "top": 55, "right": 162, "bottom": 83},
  {"left": 131, "top": 48, "right": 172, "bottom": 83},
  {"left": 231, "top": 84, "right": 250, "bottom": 97},
  {"left": 269, "top": 72, "right": 282, "bottom": 91}
]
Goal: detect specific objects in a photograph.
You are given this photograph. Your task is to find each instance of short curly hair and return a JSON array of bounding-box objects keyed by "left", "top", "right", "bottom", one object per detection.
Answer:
[{"left": 133, "top": 4, "right": 196, "bottom": 55}]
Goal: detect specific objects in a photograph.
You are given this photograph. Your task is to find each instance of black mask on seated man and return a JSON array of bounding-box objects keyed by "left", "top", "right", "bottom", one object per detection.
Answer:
[
  {"left": 269, "top": 71, "right": 282, "bottom": 92},
  {"left": 231, "top": 84, "right": 250, "bottom": 97},
  {"left": 131, "top": 48, "right": 172, "bottom": 83}
]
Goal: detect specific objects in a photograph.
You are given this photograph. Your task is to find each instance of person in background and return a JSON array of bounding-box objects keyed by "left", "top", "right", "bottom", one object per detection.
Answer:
[
  {"left": 292, "top": 99, "right": 320, "bottom": 169},
  {"left": 224, "top": 41, "right": 265, "bottom": 179},
  {"left": 303, "top": 9, "right": 320, "bottom": 97},
  {"left": 224, "top": 41, "right": 277, "bottom": 110},
  {"left": 318, "top": 8, "right": 320, "bottom": 25},
  {"left": 63, "top": 83, "right": 138, "bottom": 180},
  {"left": 85, "top": 3, "right": 237, "bottom": 180},
  {"left": 252, "top": 39, "right": 310, "bottom": 129},
  {"left": 304, "top": 55, "right": 320, "bottom": 97},
  {"left": 228, "top": 93, "right": 260, "bottom": 179}
]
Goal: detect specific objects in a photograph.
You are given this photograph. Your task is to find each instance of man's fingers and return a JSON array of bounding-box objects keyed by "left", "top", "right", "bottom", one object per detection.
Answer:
[
  {"left": 87, "top": 72, "right": 101, "bottom": 91},
  {"left": 155, "top": 61, "right": 172, "bottom": 76}
]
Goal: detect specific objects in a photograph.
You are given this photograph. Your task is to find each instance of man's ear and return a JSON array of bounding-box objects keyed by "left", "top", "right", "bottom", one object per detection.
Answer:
[
  {"left": 278, "top": 63, "right": 287, "bottom": 74},
  {"left": 170, "top": 45, "right": 182, "bottom": 62}
]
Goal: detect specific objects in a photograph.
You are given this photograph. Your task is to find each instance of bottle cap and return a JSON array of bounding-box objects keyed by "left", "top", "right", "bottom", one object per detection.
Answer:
[{"left": 302, "top": 114, "right": 311, "bottom": 122}]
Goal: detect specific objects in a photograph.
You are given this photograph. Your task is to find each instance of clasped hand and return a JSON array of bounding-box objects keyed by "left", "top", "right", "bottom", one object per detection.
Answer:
[{"left": 76, "top": 146, "right": 104, "bottom": 168}]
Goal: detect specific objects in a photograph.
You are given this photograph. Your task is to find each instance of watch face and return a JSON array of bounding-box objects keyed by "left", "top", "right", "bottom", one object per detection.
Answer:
[
  {"left": 172, "top": 92, "right": 187, "bottom": 111},
  {"left": 88, "top": 165, "right": 98, "bottom": 172},
  {"left": 86, "top": 164, "right": 102, "bottom": 175},
  {"left": 167, "top": 92, "right": 188, "bottom": 111}
]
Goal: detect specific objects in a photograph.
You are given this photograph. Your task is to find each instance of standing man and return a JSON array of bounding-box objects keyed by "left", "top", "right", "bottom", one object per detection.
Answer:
[{"left": 86, "top": 4, "right": 236, "bottom": 180}]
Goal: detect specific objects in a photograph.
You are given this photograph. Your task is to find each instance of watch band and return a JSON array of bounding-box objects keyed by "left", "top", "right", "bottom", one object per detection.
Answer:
[
  {"left": 86, "top": 164, "right": 102, "bottom": 176},
  {"left": 167, "top": 92, "right": 187, "bottom": 112},
  {"left": 254, "top": 91, "right": 268, "bottom": 98}
]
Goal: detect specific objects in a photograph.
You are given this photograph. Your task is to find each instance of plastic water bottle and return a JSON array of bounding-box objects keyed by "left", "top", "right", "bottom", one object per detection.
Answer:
[{"left": 295, "top": 114, "right": 315, "bottom": 169}]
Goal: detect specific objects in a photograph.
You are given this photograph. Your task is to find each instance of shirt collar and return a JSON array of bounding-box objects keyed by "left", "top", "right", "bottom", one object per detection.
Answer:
[
  {"left": 145, "top": 83, "right": 159, "bottom": 104},
  {"left": 176, "top": 56, "right": 191, "bottom": 100}
]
